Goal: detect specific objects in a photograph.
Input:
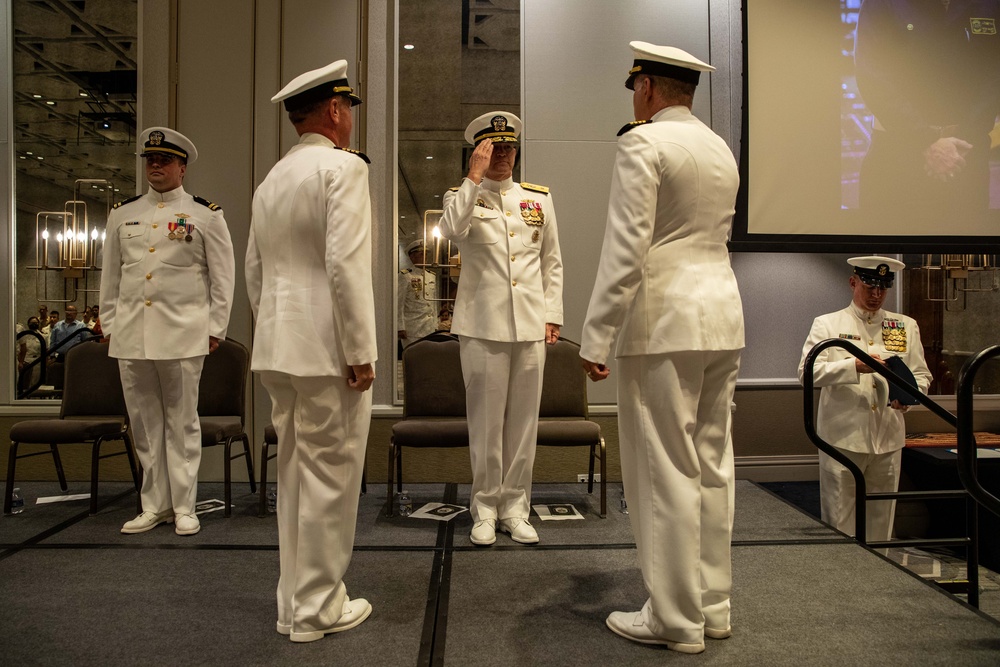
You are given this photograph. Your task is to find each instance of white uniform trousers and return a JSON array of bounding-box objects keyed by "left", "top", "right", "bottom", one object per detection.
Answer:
[
  {"left": 460, "top": 337, "right": 545, "bottom": 522},
  {"left": 819, "top": 447, "right": 901, "bottom": 543},
  {"left": 617, "top": 349, "right": 741, "bottom": 646},
  {"left": 118, "top": 357, "right": 205, "bottom": 515},
  {"left": 260, "top": 372, "right": 371, "bottom": 634}
]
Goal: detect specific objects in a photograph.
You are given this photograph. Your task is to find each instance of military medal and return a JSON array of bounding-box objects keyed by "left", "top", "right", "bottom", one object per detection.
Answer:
[
  {"left": 184, "top": 221, "right": 195, "bottom": 243},
  {"left": 882, "top": 319, "right": 907, "bottom": 352},
  {"left": 519, "top": 200, "right": 544, "bottom": 225}
]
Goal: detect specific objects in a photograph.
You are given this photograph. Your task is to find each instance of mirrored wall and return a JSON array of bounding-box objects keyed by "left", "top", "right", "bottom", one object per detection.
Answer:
[
  {"left": 11, "top": 0, "right": 137, "bottom": 399},
  {"left": 395, "top": 0, "right": 520, "bottom": 400}
]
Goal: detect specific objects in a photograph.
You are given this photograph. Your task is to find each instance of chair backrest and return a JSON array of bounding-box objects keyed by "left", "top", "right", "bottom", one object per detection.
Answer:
[
  {"left": 197, "top": 339, "right": 249, "bottom": 421},
  {"left": 539, "top": 338, "right": 589, "bottom": 419},
  {"left": 402, "top": 333, "right": 466, "bottom": 418},
  {"left": 60, "top": 340, "right": 128, "bottom": 419}
]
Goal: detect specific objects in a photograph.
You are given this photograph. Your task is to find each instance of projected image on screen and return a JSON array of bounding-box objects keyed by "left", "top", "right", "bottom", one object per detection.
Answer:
[
  {"left": 739, "top": 0, "right": 1000, "bottom": 247},
  {"left": 846, "top": 0, "right": 1000, "bottom": 214}
]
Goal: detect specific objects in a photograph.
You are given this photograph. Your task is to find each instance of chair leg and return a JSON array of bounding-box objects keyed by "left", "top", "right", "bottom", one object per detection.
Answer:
[
  {"left": 5, "top": 442, "right": 19, "bottom": 514},
  {"left": 241, "top": 435, "right": 257, "bottom": 494},
  {"left": 224, "top": 439, "right": 233, "bottom": 518},
  {"left": 386, "top": 439, "right": 396, "bottom": 517},
  {"left": 587, "top": 444, "right": 596, "bottom": 494},
  {"left": 396, "top": 448, "right": 404, "bottom": 494},
  {"left": 599, "top": 437, "right": 607, "bottom": 518},
  {"left": 90, "top": 437, "right": 103, "bottom": 515},
  {"left": 360, "top": 463, "right": 367, "bottom": 496},
  {"left": 258, "top": 440, "right": 270, "bottom": 518},
  {"left": 51, "top": 444, "right": 68, "bottom": 491}
]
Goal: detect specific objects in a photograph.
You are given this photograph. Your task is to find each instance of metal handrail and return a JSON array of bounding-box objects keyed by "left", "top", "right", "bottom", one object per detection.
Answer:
[
  {"left": 956, "top": 345, "right": 1000, "bottom": 518},
  {"left": 802, "top": 338, "right": 980, "bottom": 607}
]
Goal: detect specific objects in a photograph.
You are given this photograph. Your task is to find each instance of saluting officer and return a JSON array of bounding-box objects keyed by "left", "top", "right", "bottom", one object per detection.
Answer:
[
  {"left": 100, "top": 127, "right": 236, "bottom": 537},
  {"left": 439, "top": 111, "right": 564, "bottom": 547},
  {"left": 798, "top": 256, "right": 932, "bottom": 545}
]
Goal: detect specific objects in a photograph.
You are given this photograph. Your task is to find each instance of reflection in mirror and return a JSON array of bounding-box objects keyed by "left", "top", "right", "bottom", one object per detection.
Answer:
[
  {"left": 12, "top": 0, "right": 137, "bottom": 399},
  {"left": 903, "top": 257, "right": 1000, "bottom": 395},
  {"left": 395, "top": 0, "right": 520, "bottom": 401}
]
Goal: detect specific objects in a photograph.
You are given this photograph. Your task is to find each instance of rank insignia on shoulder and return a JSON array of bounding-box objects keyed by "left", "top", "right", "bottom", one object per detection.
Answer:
[
  {"left": 449, "top": 186, "right": 461, "bottom": 192},
  {"left": 334, "top": 146, "right": 371, "bottom": 164},
  {"left": 617, "top": 120, "right": 649, "bottom": 136},
  {"left": 193, "top": 195, "right": 221, "bottom": 211},
  {"left": 520, "top": 182, "right": 549, "bottom": 194},
  {"left": 113, "top": 194, "right": 143, "bottom": 209}
]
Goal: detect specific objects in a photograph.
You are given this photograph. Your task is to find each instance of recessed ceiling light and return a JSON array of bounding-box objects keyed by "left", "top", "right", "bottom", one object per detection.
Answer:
[
  {"left": 36, "top": 156, "right": 44, "bottom": 160},
  {"left": 18, "top": 156, "right": 26, "bottom": 160},
  {"left": 403, "top": 44, "right": 415, "bottom": 50},
  {"left": 434, "top": 194, "right": 440, "bottom": 198},
  {"left": 25, "top": 151, "right": 32, "bottom": 155},
  {"left": 46, "top": 101, "right": 55, "bottom": 105},
  {"left": 425, "top": 156, "right": 433, "bottom": 160},
  {"left": 32, "top": 94, "right": 42, "bottom": 99},
  {"left": 79, "top": 92, "right": 88, "bottom": 97}
]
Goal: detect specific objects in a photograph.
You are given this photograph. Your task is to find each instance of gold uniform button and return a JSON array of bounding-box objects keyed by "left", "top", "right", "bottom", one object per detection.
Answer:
[
  {"left": 145, "top": 300, "right": 152, "bottom": 307},
  {"left": 512, "top": 280, "right": 517, "bottom": 287},
  {"left": 510, "top": 256, "right": 516, "bottom": 262},
  {"left": 869, "top": 339, "right": 874, "bottom": 345},
  {"left": 505, "top": 211, "right": 511, "bottom": 217},
  {"left": 157, "top": 202, "right": 165, "bottom": 209},
  {"left": 509, "top": 231, "right": 515, "bottom": 237},
  {"left": 146, "top": 273, "right": 152, "bottom": 280},
  {"left": 872, "top": 380, "right": 877, "bottom": 388},
  {"left": 871, "top": 404, "right": 877, "bottom": 411},
  {"left": 149, "top": 247, "right": 155, "bottom": 253},
  {"left": 500, "top": 190, "right": 507, "bottom": 196},
  {"left": 152, "top": 223, "right": 158, "bottom": 229}
]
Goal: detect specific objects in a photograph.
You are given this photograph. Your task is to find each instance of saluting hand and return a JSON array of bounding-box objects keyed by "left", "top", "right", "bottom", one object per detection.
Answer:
[{"left": 467, "top": 140, "right": 493, "bottom": 185}]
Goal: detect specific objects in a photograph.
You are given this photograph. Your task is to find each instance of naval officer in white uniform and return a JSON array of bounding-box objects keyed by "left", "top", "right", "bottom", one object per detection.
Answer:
[
  {"left": 580, "top": 42, "right": 744, "bottom": 654},
  {"left": 439, "top": 111, "right": 564, "bottom": 546},
  {"left": 100, "top": 127, "right": 236, "bottom": 537},
  {"left": 798, "top": 256, "right": 932, "bottom": 544},
  {"left": 246, "top": 59, "right": 376, "bottom": 643}
]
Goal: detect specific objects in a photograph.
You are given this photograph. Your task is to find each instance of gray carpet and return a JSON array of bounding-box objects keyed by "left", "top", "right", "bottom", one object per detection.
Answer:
[{"left": 1, "top": 480, "right": 998, "bottom": 665}]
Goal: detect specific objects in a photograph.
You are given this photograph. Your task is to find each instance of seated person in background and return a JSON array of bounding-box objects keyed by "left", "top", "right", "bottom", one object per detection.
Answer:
[
  {"left": 48, "top": 305, "right": 89, "bottom": 360},
  {"left": 90, "top": 304, "right": 103, "bottom": 337},
  {"left": 82, "top": 306, "right": 96, "bottom": 330}
]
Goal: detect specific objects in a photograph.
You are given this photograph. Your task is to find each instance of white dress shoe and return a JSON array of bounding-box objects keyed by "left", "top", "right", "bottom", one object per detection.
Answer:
[
  {"left": 276, "top": 621, "right": 291, "bottom": 636},
  {"left": 174, "top": 512, "right": 201, "bottom": 536},
  {"left": 121, "top": 509, "right": 174, "bottom": 534},
  {"left": 470, "top": 519, "right": 497, "bottom": 546},
  {"left": 498, "top": 517, "right": 538, "bottom": 544},
  {"left": 289, "top": 598, "right": 372, "bottom": 643},
  {"left": 705, "top": 626, "right": 732, "bottom": 639},
  {"left": 606, "top": 611, "right": 705, "bottom": 654}
]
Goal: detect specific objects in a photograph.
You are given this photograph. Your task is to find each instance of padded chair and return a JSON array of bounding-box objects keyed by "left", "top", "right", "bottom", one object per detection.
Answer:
[
  {"left": 5, "top": 340, "right": 140, "bottom": 515},
  {"left": 537, "top": 338, "right": 607, "bottom": 517},
  {"left": 198, "top": 338, "right": 255, "bottom": 517},
  {"left": 258, "top": 424, "right": 368, "bottom": 517},
  {"left": 388, "top": 332, "right": 468, "bottom": 515}
]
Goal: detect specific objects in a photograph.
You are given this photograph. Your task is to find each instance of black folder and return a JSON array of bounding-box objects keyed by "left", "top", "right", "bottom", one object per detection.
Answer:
[{"left": 885, "top": 355, "right": 920, "bottom": 406}]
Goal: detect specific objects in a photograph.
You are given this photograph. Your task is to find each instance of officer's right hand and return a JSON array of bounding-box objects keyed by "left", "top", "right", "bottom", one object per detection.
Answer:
[
  {"left": 856, "top": 354, "right": 885, "bottom": 374},
  {"left": 467, "top": 140, "right": 493, "bottom": 185},
  {"left": 348, "top": 363, "right": 375, "bottom": 392}
]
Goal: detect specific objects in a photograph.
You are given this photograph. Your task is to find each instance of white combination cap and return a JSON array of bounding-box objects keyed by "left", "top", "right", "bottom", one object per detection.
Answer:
[
  {"left": 848, "top": 256, "right": 906, "bottom": 288},
  {"left": 139, "top": 127, "right": 198, "bottom": 164},
  {"left": 464, "top": 111, "right": 522, "bottom": 145},
  {"left": 271, "top": 59, "right": 362, "bottom": 111},
  {"left": 626, "top": 41, "right": 715, "bottom": 90}
]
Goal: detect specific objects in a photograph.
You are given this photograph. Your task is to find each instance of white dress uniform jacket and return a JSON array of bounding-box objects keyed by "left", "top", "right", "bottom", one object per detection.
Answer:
[
  {"left": 440, "top": 176, "right": 563, "bottom": 341},
  {"left": 798, "top": 304, "right": 932, "bottom": 454},
  {"left": 397, "top": 267, "right": 438, "bottom": 340},
  {"left": 246, "top": 133, "right": 377, "bottom": 375},
  {"left": 580, "top": 106, "right": 744, "bottom": 364},
  {"left": 100, "top": 185, "right": 235, "bottom": 359}
]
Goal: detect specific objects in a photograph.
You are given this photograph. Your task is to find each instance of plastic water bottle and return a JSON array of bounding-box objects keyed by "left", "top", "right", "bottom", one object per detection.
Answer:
[
  {"left": 398, "top": 490, "right": 413, "bottom": 517},
  {"left": 11, "top": 487, "right": 25, "bottom": 514},
  {"left": 619, "top": 491, "right": 628, "bottom": 515},
  {"left": 266, "top": 486, "right": 277, "bottom": 513}
]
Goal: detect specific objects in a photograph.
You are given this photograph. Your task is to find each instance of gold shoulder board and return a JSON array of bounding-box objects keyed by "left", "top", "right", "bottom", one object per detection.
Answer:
[
  {"left": 448, "top": 186, "right": 461, "bottom": 192},
  {"left": 617, "top": 120, "right": 649, "bottom": 136},
  {"left": 334, "top": 146, "right": 372, "bottom": 164},
  {"left": 193, "top": 195, "right": 221, "bottom": 211},
  {"left": 520, "top": 182, "right": 549, "bottom": 194},
  {"left": 112, "top": 194, "right": 143, "bottom": 209}
]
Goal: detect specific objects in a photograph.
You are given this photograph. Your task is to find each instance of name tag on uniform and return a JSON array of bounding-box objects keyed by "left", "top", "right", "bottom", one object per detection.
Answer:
[{"left": 125, "top": 221, "right": 141, "bottom": 226}]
